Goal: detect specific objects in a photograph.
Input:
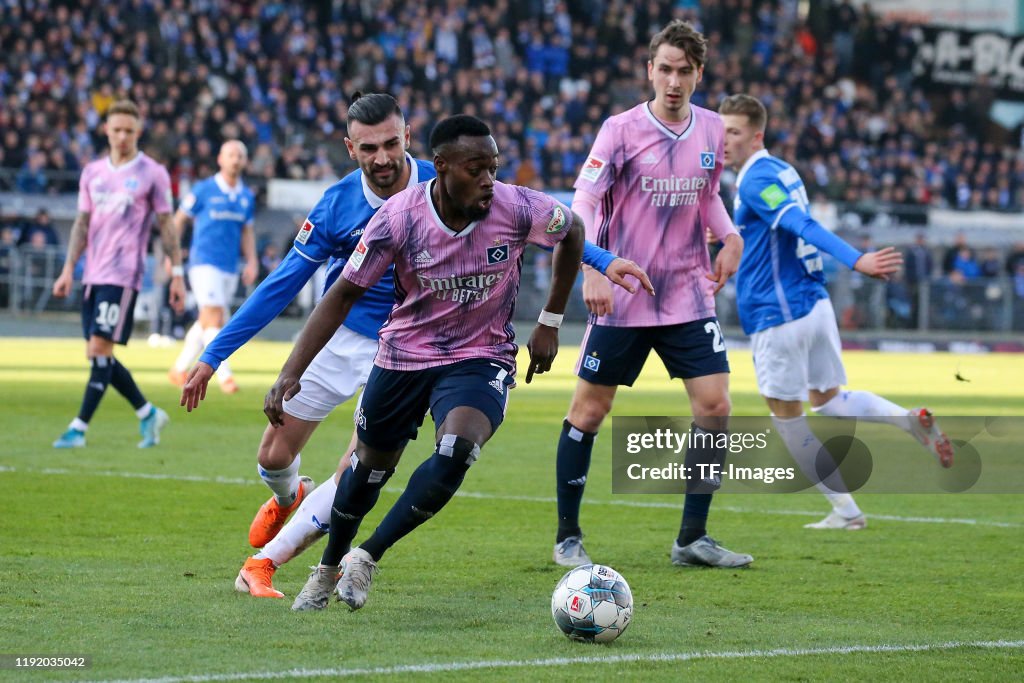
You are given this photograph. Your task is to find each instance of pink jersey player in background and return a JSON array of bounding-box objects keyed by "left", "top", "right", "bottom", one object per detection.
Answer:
[
  {"left": 552, "top": 20, "right": 753, "bottom": 570},
  {"left": 51, "top": 100, "right": 186, "bottom": 450}
]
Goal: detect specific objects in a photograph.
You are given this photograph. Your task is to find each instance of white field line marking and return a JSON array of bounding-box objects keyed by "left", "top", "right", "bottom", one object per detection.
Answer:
[
  {"left": 83, "top": 640, "right": 1024, "bottom": 683},
  {"left": 3, "top": 464, "right": 1021, "bottom": 529}
]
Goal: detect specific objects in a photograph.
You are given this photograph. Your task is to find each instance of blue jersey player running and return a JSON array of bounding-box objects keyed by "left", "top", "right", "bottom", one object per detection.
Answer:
[
  {"left": 169, "top": 140, "right": 258, "bottom": 394},
  {"left": 720, "top": 94, "right": 953, "bottom": 530},
  {"left": 179, "top": 94, "right": 653, "bottom": 598}
]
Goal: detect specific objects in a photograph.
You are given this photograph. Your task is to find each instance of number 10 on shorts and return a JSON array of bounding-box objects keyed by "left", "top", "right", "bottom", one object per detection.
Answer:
[{"left": 704, "top": 321, "right": 725, "bottom": 353}]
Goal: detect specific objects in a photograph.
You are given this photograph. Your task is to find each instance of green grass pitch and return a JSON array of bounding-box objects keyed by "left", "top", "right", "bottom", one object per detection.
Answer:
[{"left": 1, "top": 338, "right": 1022, "bottom": 681}]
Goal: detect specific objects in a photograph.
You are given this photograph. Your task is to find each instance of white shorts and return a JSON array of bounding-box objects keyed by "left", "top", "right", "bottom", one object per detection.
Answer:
[
  {"left": 282, "top": 324, "right": 378, "bottom": 422},
  {"left": 750, "top": 297, "right": 847, "bottom": 402},
  {"left": 188, "top": 264, "right": 239, "bottom": 309}
]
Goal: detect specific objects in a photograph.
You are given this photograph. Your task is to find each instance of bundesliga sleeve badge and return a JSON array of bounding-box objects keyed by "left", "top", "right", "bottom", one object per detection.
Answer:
[
  {"left": 296, "top": 218, "right": 315, "bottom": 245},
  {"left": 579, "top": 156, "right": 606, "bottom": 183},
  {"left": 348, "top": 239, "right": 368, "bottom": 270}
]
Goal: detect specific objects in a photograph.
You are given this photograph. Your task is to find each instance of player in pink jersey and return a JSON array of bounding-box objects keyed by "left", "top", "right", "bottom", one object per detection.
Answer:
[
  {"left": 51, "top": 100, "right": 185, "bottom": 449},
  {"left": 264, "top": 115, "right": 586, "bottom": 611},
  {"left": 553, "top": 20, "right": 753, "bottom": 569}
]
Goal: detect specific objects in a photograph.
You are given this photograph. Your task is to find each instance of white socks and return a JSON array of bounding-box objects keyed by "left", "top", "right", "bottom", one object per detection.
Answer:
[
  {"left": 256, "top": 475, "right": 338, "bottom": 566},
  {"left": 258, "top": 453, "right": 302, "bottom": 505},
  {"left": 814, "top": 390, "right": 912, "bottom": 434},
  {"left": 173, "top": 323, "right": 205, "bottom": 372},
  {"left": 772, "top": 415, "right": 862, "bottom": 519},
  {"left": 200, "top": 326, "right": 233, "bottom": 381},
  {"left": 134, "top": 402, "right": 154, "bottom": 420},
  {"left": 174, "top": 324, "right": 233, "bottom": 381}
]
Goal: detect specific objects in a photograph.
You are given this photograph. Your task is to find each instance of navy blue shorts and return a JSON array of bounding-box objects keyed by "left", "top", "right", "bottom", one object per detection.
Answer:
[
  {"left": 81, "top": 284, "right": 138, "bottom": 345},
  {"left": 356, "top": 358, "right": 515, "bottom": 451},
  {"left": 575, "top": 318, "right": 730, "bottom": 386}
]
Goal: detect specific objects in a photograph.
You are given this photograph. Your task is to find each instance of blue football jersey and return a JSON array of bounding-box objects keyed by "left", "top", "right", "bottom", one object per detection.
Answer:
[
  {"left": 183, "top": 175, "right": 256, "bottom": 273},
  {"left": 291, "top": 156, "right": 435, "bottom": 339},
  {"left": 733, "top": 150, "right": 828, "bottom": 335},
  {"left": 200, "top": 156, "right": 435, "bottom": 370}
]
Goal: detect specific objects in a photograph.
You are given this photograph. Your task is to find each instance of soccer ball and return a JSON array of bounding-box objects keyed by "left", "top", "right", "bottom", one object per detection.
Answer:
[{"left": 551, "top": 564, "right": 633, "bottom": 643}]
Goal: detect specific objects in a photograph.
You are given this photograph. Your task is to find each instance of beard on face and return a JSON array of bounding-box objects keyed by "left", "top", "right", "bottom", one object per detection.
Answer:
[{"left": 369, "top": 161, "right": 401, "bottom": 188}]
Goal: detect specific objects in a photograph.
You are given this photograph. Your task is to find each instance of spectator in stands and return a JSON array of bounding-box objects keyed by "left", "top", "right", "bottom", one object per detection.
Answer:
[
  {"left": 0, "top": 0, "right": 1018, "bottom": 216},
  {"left": 979, "top": 248, "right": 1002, "bottom": 279},
  {"left": 943, "top": 233, "right": 971, "bottom": 275},
  {"left": 950, "top": 246, "right": 981, "bottom": 282},
  {"left": 16, "top": 209, "right": 59, "bottom": 249},
  {"left": 0, "top": 225, "right": 16, "bottom": 307},
  {"left": 15, "top": 151, "right": 48, "bottom": 194},
  {"left": 904, "top": 232, "right": 934, "bottom": 286},
  {"left": 258, "top": 241, "right": 281, "bottom": 281},
  {"left": 903, "top": 231, "right": 933, "bottom": 325},
  {"left": 1008, "top": 243, "right": 1024, "bottom": 330}
]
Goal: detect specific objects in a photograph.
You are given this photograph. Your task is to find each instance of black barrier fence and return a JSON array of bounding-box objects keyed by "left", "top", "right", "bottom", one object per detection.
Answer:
[{"left": 611, "top": 416, "right": 1024, "bottom": 494}]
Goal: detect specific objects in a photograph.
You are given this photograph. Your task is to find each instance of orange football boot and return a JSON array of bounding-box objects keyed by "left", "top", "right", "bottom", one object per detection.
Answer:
[
  {"left": 234, "top": 557, "right": 284, "bottom": 598},
  {"left": 248, "top": 476, "right": 314, "bottom": 547}
]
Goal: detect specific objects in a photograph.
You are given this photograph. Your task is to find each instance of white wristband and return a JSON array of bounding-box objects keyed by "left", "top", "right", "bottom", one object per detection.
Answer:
[
  {"left": 171, "top": 265, "right": 184, "bottom": 277},
  {"left": 538, "top": 310, "right": 564, "bottom": 328}
]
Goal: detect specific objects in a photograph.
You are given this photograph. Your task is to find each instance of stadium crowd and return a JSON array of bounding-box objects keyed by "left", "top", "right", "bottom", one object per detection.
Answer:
[
  {"left": 1, "top": 0, "right": 1022, "bottom": 332},
  {"left": 1, "top": 0, "right": 1023, "bottom": 212}
]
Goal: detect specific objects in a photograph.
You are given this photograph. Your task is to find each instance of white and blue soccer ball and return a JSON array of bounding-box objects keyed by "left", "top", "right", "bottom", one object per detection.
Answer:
[{"left": 551, "top": 563, "right": 633, "bottom": 643}]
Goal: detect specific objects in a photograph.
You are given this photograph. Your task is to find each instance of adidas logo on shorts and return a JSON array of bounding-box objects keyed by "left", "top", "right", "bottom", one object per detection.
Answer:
[{"left": 489, "top": 379, "right": 504, "bottom": 393}]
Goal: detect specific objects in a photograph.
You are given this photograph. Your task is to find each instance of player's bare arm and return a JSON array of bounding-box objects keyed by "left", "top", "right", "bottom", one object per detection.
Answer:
[
  {"left": 241, "top": 224, "right": 258, "bottom": 286},
  {"left": 853, "top": 246, "right": 903, "bottom": 280},
  {"left": 52, "top": 211, "right": 90, "bottom": 297},
  {"left": 706, "top": 232, "right": 743, "bottom": 295},
  {"left": 264, "top": 276, "right": 369, "bottom": 425},
  {"left": 526, "top": 212, "right": 584, "bottom": 384},
  {"left": 172, "top": 207, "right": 191, "bottom": 241},
  {"left": 157, "top": 211, "right": 186, "bottom": 313}
]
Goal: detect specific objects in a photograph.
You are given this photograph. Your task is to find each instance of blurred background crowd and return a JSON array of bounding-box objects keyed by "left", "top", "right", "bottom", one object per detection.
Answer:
[
  {"left": 0, "top": 0, "right": 1022, "bottom": 332},
  {"left": 3, "top": 0, "right": 1023, "bottom": 207}
]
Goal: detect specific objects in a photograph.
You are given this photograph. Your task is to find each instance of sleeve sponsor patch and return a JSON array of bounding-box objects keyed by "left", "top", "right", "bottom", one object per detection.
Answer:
[
  {"left": 578, "top": 155, "right": 607, "bottom": 183},
  {"left": 348, "top": 239, "right": 368, "bottom": 271},
  {"left": 759, "top": 183, "right": 788, "bottom": 210},
  {"left": 296, "top": 218, "right": 314, "bottom": 245},
  {"left": 545, "top": 206, "right": 567, "bottom": 233}
]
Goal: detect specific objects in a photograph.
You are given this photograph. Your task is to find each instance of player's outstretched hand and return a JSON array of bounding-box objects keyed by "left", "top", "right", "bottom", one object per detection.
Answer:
[
  {"left": 264, "top": 375, "right": 302, "bottom": 427},
  {"left": 854, "top": 247, "right": 903, "bottom": 280},
  {"left": 526, "top": 324, "right": 559, "bottom": 384},
  {"left": 705, "top": 233, "right": 743, "bottom": 295},
  {"left": 605, "top": 258, "right": 656, "bottom": 297},
  {"left": 582, "top": 266, "right": 615, "bottom": 316},
  {"left": 180, "top": 361, "right": 214, "bottom": 412}
]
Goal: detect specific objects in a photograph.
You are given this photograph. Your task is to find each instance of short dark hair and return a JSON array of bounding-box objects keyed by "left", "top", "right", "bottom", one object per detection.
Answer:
[
  {"left": 346, "top": 92, "right": 403, "bottom": 126},
  {"left": 719, "top": 93, "right": 767, "bottom": 131},
  {"left": 429, "top": 115, "right": 492, "bottom": 154},
  {"left": 106, "top": 100, "right": 140, "bottom": 120},
  {"left": 649, "top": 20, "right": 707, "bottom": 69}
]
